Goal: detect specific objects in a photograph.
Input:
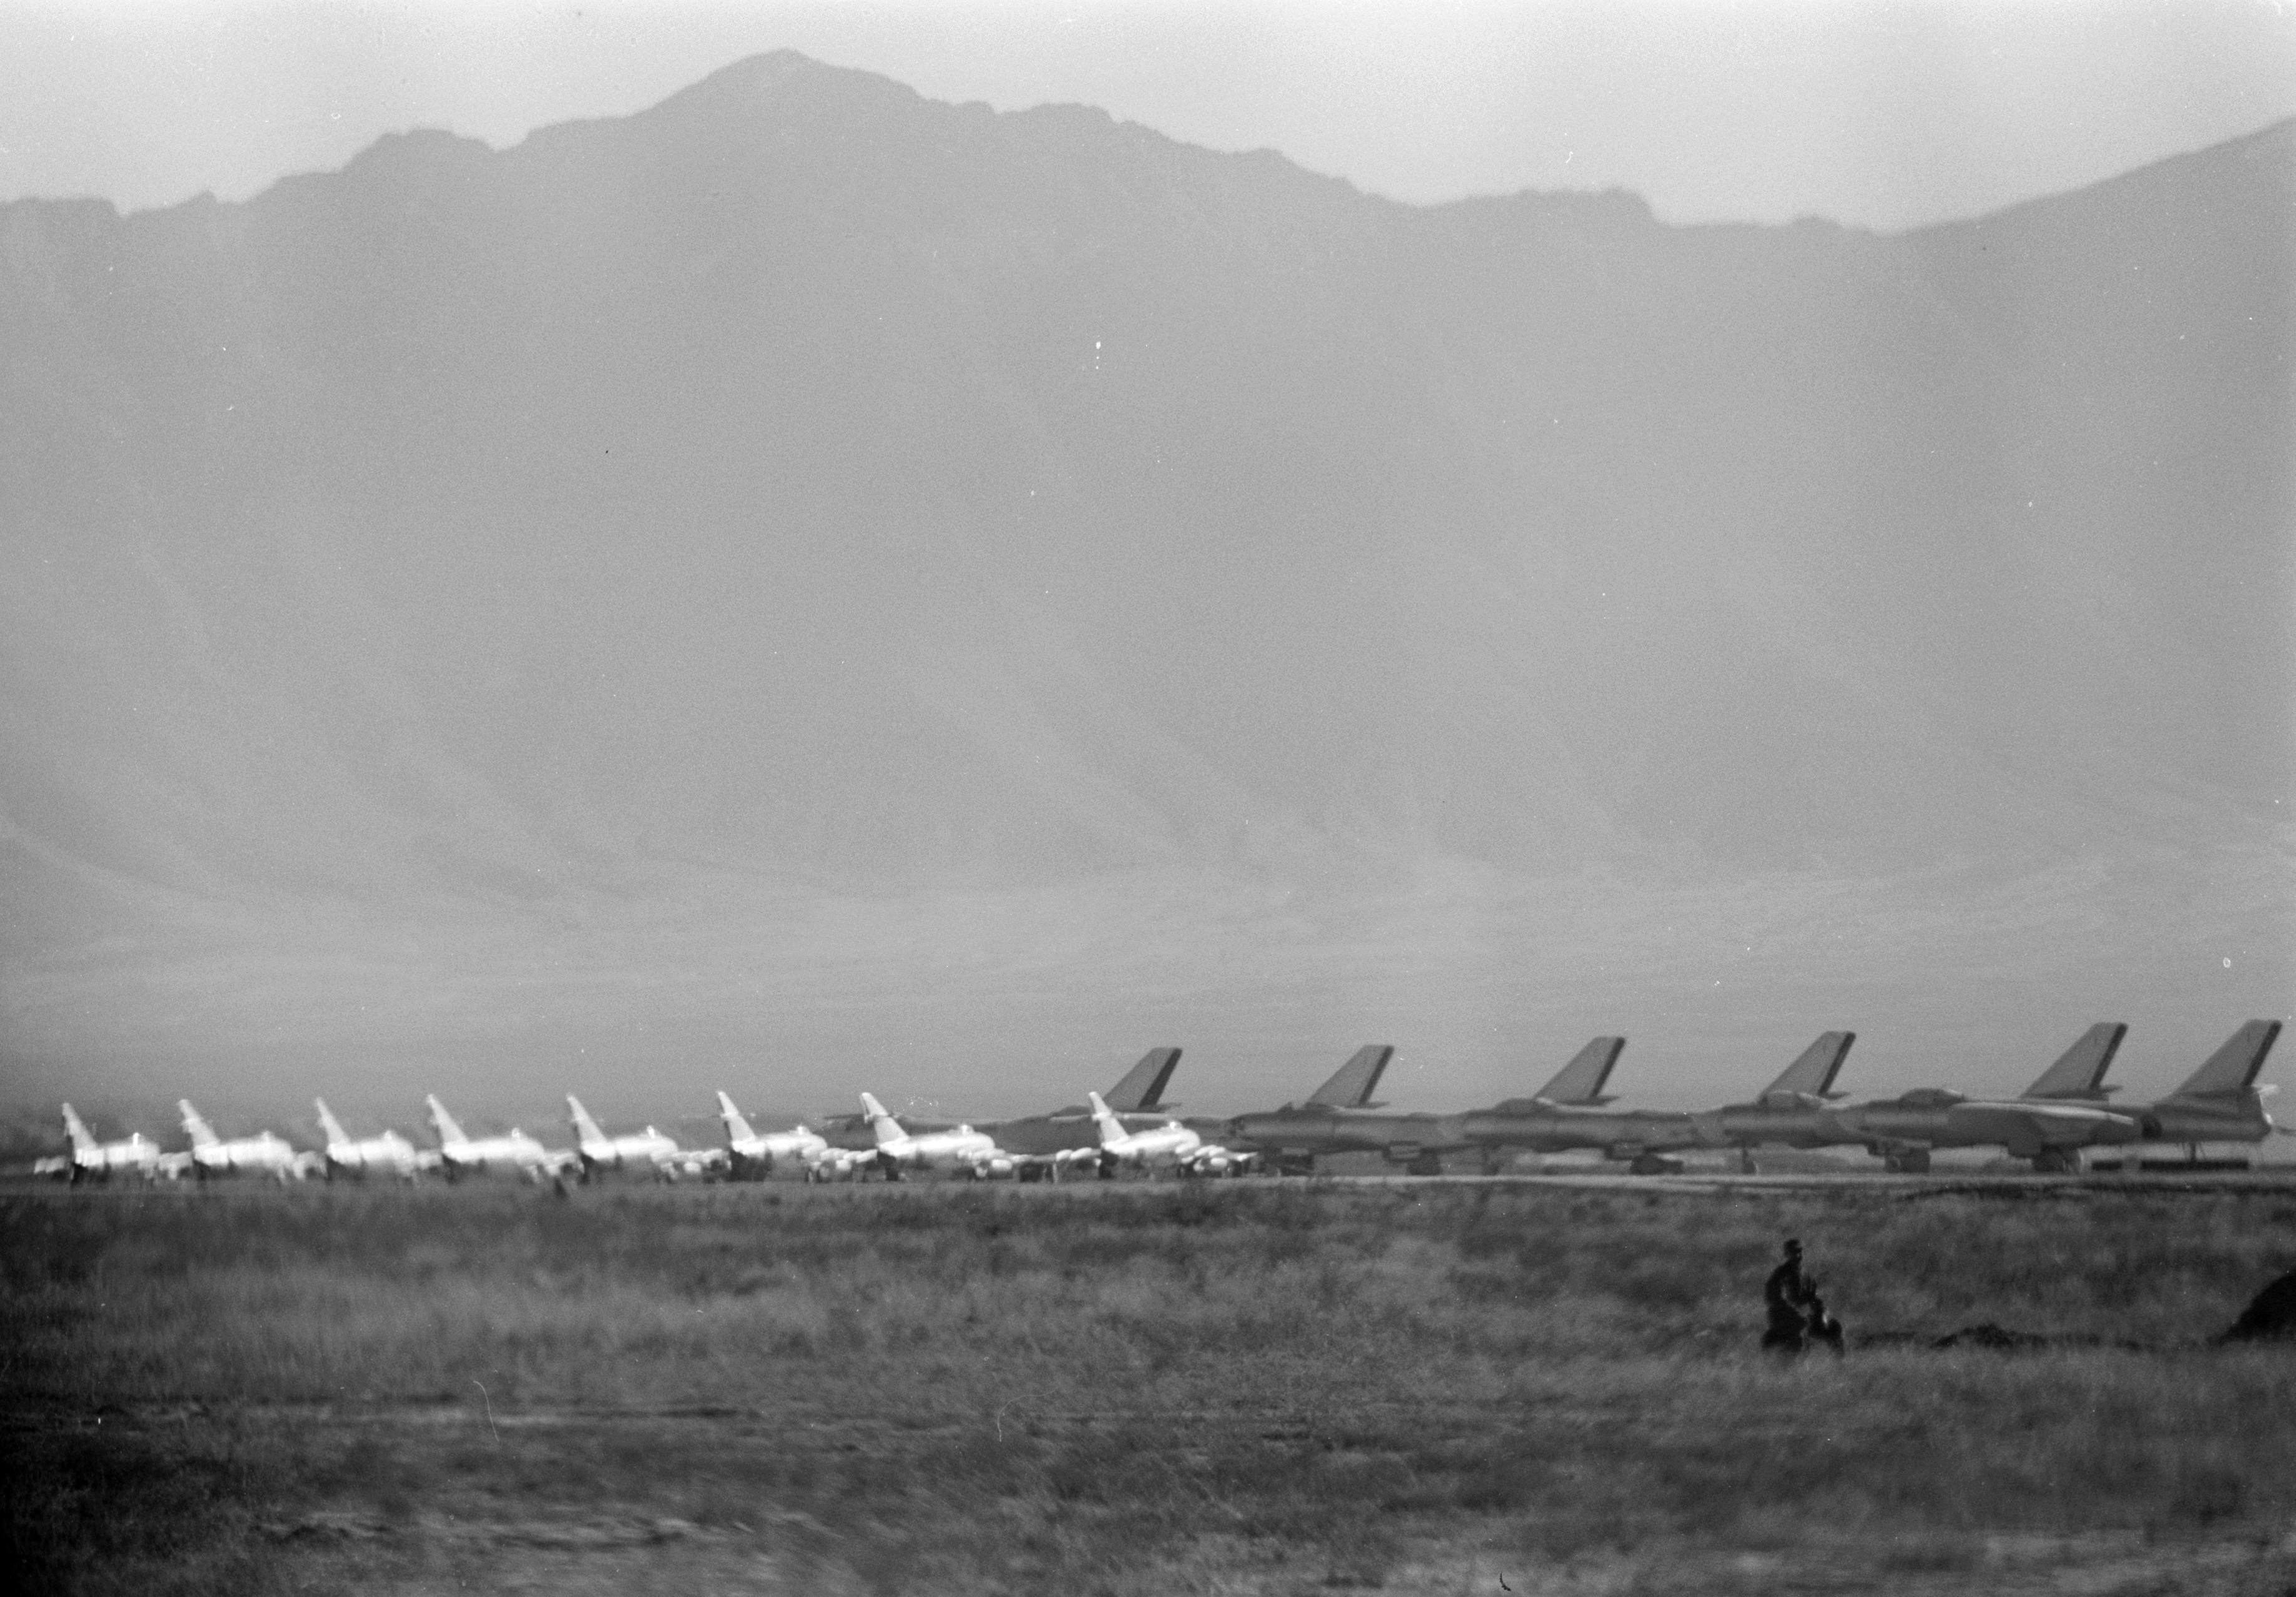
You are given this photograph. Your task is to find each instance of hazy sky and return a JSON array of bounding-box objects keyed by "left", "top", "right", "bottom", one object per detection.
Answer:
[{"left": 4, "top": 0, "right": 2292, "bottom": 230}]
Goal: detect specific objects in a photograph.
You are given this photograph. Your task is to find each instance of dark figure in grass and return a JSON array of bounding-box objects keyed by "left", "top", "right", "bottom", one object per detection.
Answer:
[{"left": 1763, "top": 1238, "right": 1817, "bottom": 1355}]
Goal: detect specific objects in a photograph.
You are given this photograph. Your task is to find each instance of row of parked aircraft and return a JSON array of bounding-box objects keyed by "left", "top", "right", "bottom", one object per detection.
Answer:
[{"left": 42, "top": 1021, "right": 2284, "bottom": 1186}]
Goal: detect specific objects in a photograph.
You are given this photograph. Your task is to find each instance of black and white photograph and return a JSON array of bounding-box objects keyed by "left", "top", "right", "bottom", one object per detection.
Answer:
[{"left": 3, "top": 1, "right": 2292, "bottom": 1590}]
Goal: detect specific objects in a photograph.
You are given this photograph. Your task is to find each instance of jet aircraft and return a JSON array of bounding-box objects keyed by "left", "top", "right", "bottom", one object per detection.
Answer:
[
  {"left": 314, "top": 1099, "right": 422, "bottom": 1181},
  {"left": 2076, "top": 1020, "right": 2284, "bottom": 1155},
  {"left": 57, "top": 1104, "right": 161, "bottom": 1183},
  {"left": 1077, "top": 1091, "right": 1245, "bottom": 1178},
  {"left": 1225, "top": 1045, "right": 1484, "bottom": 1174},
  {"left": 567, "top": 1096, "right": 683, "bottom": 1181},
  {"left": 858, "top": 1092, "right": 1016, "bottom": 1180},
  {"left": 178, "top": 1100, "right": 303, "bottom": 1181},
  {"left": 426, "top": 1095, "right": 574, "bottom": 1182},
  {"left": 1809, "top": 1024, "right": 2143, "bottom": 1172},
  {"left": 708, "top": 1091, "right": 836, "bottom": 1180},
  {"left": 1651, "top": 1030, "right": 1863, "bottom": 1170},
  {"left": 1460, "top": 1036, "right": 1718, "bottom": 1174},
  {"left": 813, "top": 1048, "right": 1190, "bottom": 1171}
]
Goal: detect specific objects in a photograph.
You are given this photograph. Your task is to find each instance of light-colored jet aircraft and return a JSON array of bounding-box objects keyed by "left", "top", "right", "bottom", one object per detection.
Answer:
[
  {"left": 566, "top": 1096, "right": 683, "bottom": 1181},
  {"left": 426, "top": 1095, "right": 574, "bottom": 1182},
  {"left": 58, "top": 1104, "right": 161, "bottom": 1183},
  {"left": 709, "top": 1091, "right": 833, "bottom": 1180},
  {"left": 179, "top": 1100, "right": 303, "bottom": 1181},
  {"left": 815, "top": 1048, "right": 1192, "bottom": 1176},
  {"left": 314, "top": 1099, "right": 421, "bottom": 1181},
  {"left": 858, "top": 1092, "right": 1017, "bottom": 1180},
  {"left": 2087, "top": 1020, "right": 2284, "bottom": 1155},
  {"left": 1077, "top": 1091, "right": 1245, "bottom": 1178},
  {"left": 1812, "top": 1025, "right": 2145, "bottom": 1172}
]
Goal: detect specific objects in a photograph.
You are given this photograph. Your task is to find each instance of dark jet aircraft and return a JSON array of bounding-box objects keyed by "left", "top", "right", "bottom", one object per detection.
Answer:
[
  {"left": 2069, "top": 1020, "right": 2284, "bottom": 1157},
  {"left": 1224, "top": 1044, "right": 1463, "bottom": 1173},
  {"left": 1812, "top": 1023, "right": 2144, "bottom": 1172},
  {"left": 1677, "top": 1030, "right": 1859, "bottom": 1169},
  {"left": 1461, "top": 1036, "right": 1705, "bottom": 1174}
]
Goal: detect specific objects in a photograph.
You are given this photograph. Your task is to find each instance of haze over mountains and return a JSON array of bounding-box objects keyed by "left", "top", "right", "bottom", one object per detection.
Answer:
[{"left": 2, "top": 54, "right": 2289, "bottom": 1128}]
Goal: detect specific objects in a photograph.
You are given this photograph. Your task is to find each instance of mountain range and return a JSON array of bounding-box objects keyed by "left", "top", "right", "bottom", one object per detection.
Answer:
[{"left": 2, "top": 54, "right": 2288, "bottom": 1119}]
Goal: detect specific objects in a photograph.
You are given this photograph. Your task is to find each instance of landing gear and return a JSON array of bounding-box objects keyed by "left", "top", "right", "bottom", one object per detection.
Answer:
[
  {"left": 1406, "top": 1152, "right": 1443, "bottom": 1177},
  {"left": 1627, "top": 1152, "right": 1683, "bottom": 1176},
  {"left": 1739, "top": 1148, "right": 1759, "bottom": 1175},
  {"left": 2031, "top": 1149, "right": 2079, "bottom": 1175},
  {"left": 1881, "top": 1148, "right": 1931, "bottom": 1174}
]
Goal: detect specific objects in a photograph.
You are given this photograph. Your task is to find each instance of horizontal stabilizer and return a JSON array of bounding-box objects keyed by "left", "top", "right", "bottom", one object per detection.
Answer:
[
  {"left": 1104, "top": 1048, "right": 1184, "bottom": 1113},
  {"left": 1307, "top": 1045, "right": 1395, "bottom": 1109},
  {"left": 2022, "top": 1022, "right": 2127, "bottom": 1100},
  {"left": 2167, "top": 1021, "right": 2282, "bottom": 1101},
  {"left": 1762, "top": 1032, "right": 1854, "bottom": 1101},
  {"left": 1536, "top": 1037, "right": 1626, "bottom": 1106}
]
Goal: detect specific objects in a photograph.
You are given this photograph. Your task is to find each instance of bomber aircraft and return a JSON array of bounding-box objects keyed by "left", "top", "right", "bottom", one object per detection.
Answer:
[
  {"left": 858, "top": 1092, "right": 1018, "bottom": 1180},
  {"left": 314, "top": 1099, "right": 422, "bottom": 1181},
  {"left": 2074, "top": 1020, "right": 2284, "bottom": 1156},
  {"left": 178, "top": 1100, "right": 303, "bottom": 1181},
  {"left": 1225, "top": 1045, "right": 1485, "bottom": 1174},
  {"left": 57, "top": 1104, "right": 162, "bottom": 1183},
  {"left": 426, "top": 1095, "right": 574, "bottom": 1182},
  {"left": 567, "top": 1096, "right": 683, "bottom": 1181},
  {"left": 1810, "top": 1024, "right": 2144, "bottom": 1172},
  {"left": 1460, "top": 1036, "right": 1715, "bottom": 1174},
  {"left": 1678, "top": 1030, "right": 1860, "bottom": 1168}
]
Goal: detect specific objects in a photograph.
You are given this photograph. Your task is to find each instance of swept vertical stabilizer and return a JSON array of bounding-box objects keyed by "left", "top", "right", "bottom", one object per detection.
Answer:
[
  {"left": 425, "top": 1095, "right": 468, "bottom": 1147},
  {"left": 717, "top": 1091, "right": 758, "bottom": 1144},
  {"left": 1104, "top": 1048, "right": 1184, "bottom": 1113},
  {"left": 179, "top": 1100, "right": 220, "bottom": 1147},
  {"left": 1536, "top": 1038, "right": 1626, "bottom": 1106},
  {"left": 1306, "top": 1046, "right": 1395, "bottom": 1109},
  {"left": 1761, "top": 1033, "right": 1854, "bottom": 1101},
  {"left": 2022, "top": 1023, "right": 2128, "bottom": 1100},
  {"left": 2166, "top": 1021, "right": 2282, "bottom": 1101}
]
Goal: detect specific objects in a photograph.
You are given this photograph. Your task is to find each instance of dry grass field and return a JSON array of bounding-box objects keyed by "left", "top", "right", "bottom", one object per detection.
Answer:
[{"left": 5, "top": 1176, "right": 2295, "bottom": 1595}]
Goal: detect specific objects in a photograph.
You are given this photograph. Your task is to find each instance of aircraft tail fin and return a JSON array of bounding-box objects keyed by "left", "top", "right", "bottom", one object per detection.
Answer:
[
  {"left": 2166, "top": 1021, "right": 2282, "bottom": 1101},
  {"left": 1307, "top": 1045, "right": 1395, "bottom": 1109},
  {"left": 314, "top": 1098, "right": 351, "bottom": 1146},
  {"left": 716, "top": 1091, "right": 758, "bottom": 1144},
  {"left": 1104, "top": 1048, "right": 1183, "bottom": 1113},
  {"left": 1536, "top": 1038, "right": 1626, "bottom": 1106},
  {"left": 425, "top": 1094, "right": 467, "bottom": 1147},
  {"left": 1086, "top": 1090, "right": 1126, "bottom": 1146},
  {"left": 61, "top": 1104, "right": 97, "bottom": 1154},
  {"left": 859, "top": 1092, "right": 905, "bottom": 1146},
  {"left": 567, "top": 1096, "right": 607, "bottom": 1145},
  {"left": 1762, "top": 1032, "right": 1855, "bottom": 1100},
  {"left": 179, "top": 1100, "right": 219, "bottom": 1148},
  {"left": 2022, "top": 1023, "right": 2128, "bottom": 1100}
]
